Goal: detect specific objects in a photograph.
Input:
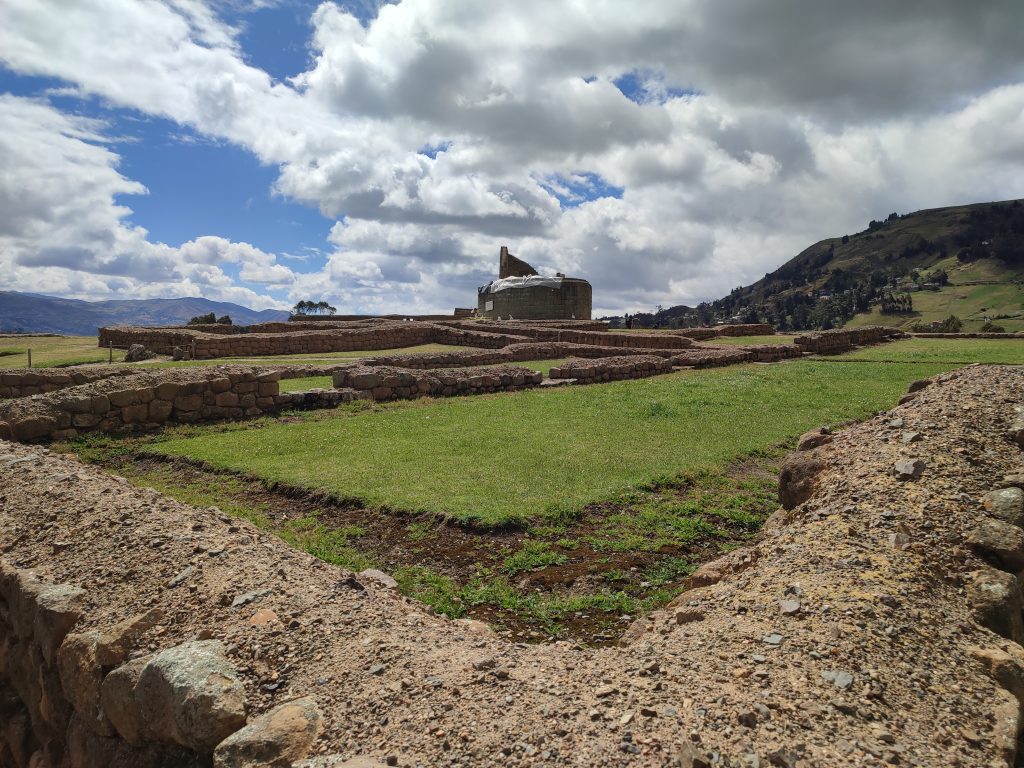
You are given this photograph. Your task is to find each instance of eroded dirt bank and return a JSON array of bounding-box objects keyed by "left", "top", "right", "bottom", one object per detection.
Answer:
[{"left": 2, "top": 364, "right": 1024, "bottom": 767}]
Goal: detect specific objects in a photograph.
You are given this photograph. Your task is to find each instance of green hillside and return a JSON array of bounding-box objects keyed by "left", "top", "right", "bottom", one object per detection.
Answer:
[{"left": 652, "top": 199, "right": 1024, "bottom": 332}]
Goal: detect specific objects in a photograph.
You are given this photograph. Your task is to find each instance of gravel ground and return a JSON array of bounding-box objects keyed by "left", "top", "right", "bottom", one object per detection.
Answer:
[{"left": 1, "top": 363, "right": 1023, "bottom": 767}]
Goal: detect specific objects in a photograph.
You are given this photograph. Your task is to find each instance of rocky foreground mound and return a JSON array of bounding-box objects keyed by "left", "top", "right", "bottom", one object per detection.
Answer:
[{"left": 2, "top": 365, "right": 1024, "bottom": 767}]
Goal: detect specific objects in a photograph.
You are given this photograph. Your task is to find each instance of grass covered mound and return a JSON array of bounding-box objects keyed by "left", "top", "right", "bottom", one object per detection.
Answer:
[{"left": 152, "top": 357, "right": 955, "bottom": 526}]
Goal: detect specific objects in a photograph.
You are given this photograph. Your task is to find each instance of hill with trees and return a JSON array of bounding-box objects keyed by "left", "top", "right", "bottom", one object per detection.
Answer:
[{"left": 617, "top": 199, "right": 1024, "bottom": 332}]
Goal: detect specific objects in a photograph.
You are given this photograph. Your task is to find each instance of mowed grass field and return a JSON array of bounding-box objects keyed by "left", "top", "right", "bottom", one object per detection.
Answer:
[
  {"left": 0, "top": 335, "right": 125, "bottom": 368},
  {"left": 152, "top": 341, "right": 983, "bottom": 525}
]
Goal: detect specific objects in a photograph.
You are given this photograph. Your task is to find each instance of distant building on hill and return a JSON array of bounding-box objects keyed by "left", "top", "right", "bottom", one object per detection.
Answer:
[{"left": 476, "top": 246, "right": 592, "bottom": 320}]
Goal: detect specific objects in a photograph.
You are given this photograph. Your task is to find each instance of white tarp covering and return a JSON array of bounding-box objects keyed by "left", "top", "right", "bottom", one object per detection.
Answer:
[{"left": 479, "top": 275, "right": 564, "bottom": 294}]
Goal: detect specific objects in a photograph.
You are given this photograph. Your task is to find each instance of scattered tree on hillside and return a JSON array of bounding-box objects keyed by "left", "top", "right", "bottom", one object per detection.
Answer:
[
  {"left": 187, "top": 312, "right": 232, "bottom": 325},
  {"left": 292, "top": 300, "right": 337, "bottom": 316},
  {"left": 879, "top": 292, "right": 913, "bottom": 314}
]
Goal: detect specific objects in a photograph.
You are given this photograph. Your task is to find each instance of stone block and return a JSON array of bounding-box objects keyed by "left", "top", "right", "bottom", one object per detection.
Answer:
[
  {"left": 174, "top": 394, "right": 203, "bottom": 412},
  {"left": 215, "top": 391, "right": 239, "bottom": 407},
  {"left": 210, "top": 377, "right": 232, "bottom": 394},
  {"left": 121, "top": 404, "right": 149, "bottom": 424},
  {"left": 91, "top": 395, "right": 111, "bottom": 415},
  {"left": 108, "top": 390, "right": 140, "bottom": 408},
  {"left": 12, "top": 416, "right": 58, "bottom": 442},
  {"left": 155, "top": 382, "right": 179, "bottom": 401},
  {"left": 148, "top": 400, "right": 174, "bottom": 421}
]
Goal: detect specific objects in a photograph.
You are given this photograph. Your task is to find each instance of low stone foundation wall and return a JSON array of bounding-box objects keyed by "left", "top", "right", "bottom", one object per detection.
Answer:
[
  {"left": 548, "top": 355, "right": 672, "bottom": 382},
  {"left": 358, "top": 341, "right": 685, "bottom": 370},
  {"left": 475, "top": 326, "right": 693, "bottom": 349},
  {"left": 98, "top": 322, "right": 528, "bottom": 359},
  {"left": 0, "top": 367, "right": 285, "bottom": 443},
  {"left": 0, "top": 368, "right": 138, "bottom": 399},
  {"left": 332, "top": 364, "right": 543, "bottom": 401},
  {"left": 738, "top": 343, "right": 804, "bottom": 362},
  {"left": 670, "top": 348, "right": 755, "bottom": 368},
  {"left": 0, "top": 556, "right": 322, "bottom": 768},
  {"left": 674, "top": 323, "right": 776, "bottom": 340},
  {"left": 794, "top": 326, "right": 905, "bottom": 354}
]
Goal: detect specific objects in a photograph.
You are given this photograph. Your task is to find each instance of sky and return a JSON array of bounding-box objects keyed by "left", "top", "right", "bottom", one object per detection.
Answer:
[{"left": 1, "top": 1, "right": 1023, "bottom": 317}]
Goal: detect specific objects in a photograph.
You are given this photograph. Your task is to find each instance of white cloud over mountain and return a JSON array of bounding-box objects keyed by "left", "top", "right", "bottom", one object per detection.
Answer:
[{"left": 1, "top": 0, "right": 1022, "bottom": 315}]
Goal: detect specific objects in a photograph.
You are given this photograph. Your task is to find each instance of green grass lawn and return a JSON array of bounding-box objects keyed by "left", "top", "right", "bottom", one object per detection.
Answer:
[
  {"left": 827, "top": 337, "right": 1023, "bottom": 365},
  {"left": 149, "top": 343, "right": 469, "bottom": 367},
  {"left": 705, "top": 335, "right": 793, "bottom": 346},
  {"left": 152, "top": 358, "right": 958, "bottom": 526},
  {"left": 0, "top": 335, "right": 124, "bottom": 368}
]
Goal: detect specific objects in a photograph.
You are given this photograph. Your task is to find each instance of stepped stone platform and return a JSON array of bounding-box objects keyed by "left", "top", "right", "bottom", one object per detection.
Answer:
[{"left": 2, "top": 365, "right": 1024, "bottom": 766}]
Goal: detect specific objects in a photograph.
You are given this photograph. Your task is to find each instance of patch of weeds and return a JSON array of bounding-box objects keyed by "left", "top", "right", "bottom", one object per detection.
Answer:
[
  {"left": 279, "top": 514, "right": 371, "bottom": 572},
  {"left": 542, "top": 502, "right": 582, "bottom": 528},
  {"left": 555, "top": 537, "right": 580, "bottom": 550},
  {"left": 394, "top": 566, "right": 466, "bottom": 618},
  {"left": 602, "top": 569, "right": 628, "bottom": 583},
  {"left": 502, "top": 541, "right": 567, "bottom": 575},
  {"left": 643, "top": 400, "right": 676, "bottom": 419},
  {"left": 644, "top": 556, "right": 695, "bottom": 585},
  {"left": 405, "top": 521, "right": 434, "bottom": 541}
]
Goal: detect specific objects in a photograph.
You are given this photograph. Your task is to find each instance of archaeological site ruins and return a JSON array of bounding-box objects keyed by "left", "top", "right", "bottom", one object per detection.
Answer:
[{"left": 2, "top": 315, "right": 1024, "bottom": 768}]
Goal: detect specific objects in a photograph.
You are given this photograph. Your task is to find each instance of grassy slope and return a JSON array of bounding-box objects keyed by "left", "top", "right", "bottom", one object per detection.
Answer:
[
  {"left": 716, "top": 199, "right": 1024, "bottom": 331},
  {"left": 153, "top": 347, "right": 973, "bottom": 526},
  {"left": 846, "top": 251, "right": 1024, "bottom": 331}
]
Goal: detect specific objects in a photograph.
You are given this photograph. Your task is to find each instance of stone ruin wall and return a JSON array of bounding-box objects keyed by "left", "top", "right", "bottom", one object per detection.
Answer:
[
  {"left": 793, "top": 326, "right": 905, "bottom": 354},
  {"left": 331, "top": 365, "right": 543, "bottom": 401},
  {"left": 547, "top": 355, "right": 672, "bottom": 382},
  {"left": 97, "top": 322, "right": 546, "bottom": 360},
  {"left": 0, "top": 368, "right": 138, "bottom": 400},
  {"left": 0, "top": 368, "right": 287, "bottom": 443}
]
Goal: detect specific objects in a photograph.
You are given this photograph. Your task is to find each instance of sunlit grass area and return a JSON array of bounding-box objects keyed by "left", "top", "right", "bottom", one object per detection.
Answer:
[
  {"left": 152, "top": 358, "right": 954, "bottom": 526},
  {"left": 148, "top": 343, "right": 469, "bottom": 367},
  {"left": 0, "top": 335, "right": 124, "bottom": 368},
  {"left": 826, "top": 337, "right": 1024, "bottom": 365}
]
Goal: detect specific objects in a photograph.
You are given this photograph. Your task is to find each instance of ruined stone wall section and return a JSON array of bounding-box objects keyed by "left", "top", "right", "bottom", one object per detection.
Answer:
[
  {"left": 0, "top": 560, "right": 322, "bottom": 768},
  {"left": 0, "top": 368, "right": 285, "bottom": 443},
  {"left": 794, "top": 326, "right": 905, "bottom": 354},
  {"left": 0, "top": 368, "right": 138, "bottom": 400},
  {"left": 672, "top": 323, "right": 777, "bottom": 339},
  {"left": 332, "top": 364, "right": 543, "bottom": 401},
  {"left": 98, "top": 323, "right": 528, "bottom": 359},
  {"left": 358, "top": 341, "right": 685, "bottom": 370},
  {"left": 547, "top": 355, "right": 672, "bottom": 382}
]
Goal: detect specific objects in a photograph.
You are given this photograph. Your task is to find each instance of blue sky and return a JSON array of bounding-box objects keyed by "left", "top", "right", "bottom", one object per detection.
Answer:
[{"left": 0, "top": 1, "right": 1021, "bottom": 315}]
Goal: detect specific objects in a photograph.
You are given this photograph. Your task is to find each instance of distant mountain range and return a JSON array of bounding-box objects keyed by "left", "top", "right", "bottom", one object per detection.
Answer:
[{"left": 0, "top": 292, "right": 289, "bottom": 335}]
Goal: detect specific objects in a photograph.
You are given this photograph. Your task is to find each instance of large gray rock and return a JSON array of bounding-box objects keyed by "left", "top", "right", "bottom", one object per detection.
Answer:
[
  {"left": 59, "top": 609, "right": 163, "bottom": 736},
  {"left": 984, "top": 488, "right": 1024, "bottom": 528},
  {"left": 778, "top": 451, "right": 826, "bottom": 509},
  {"left": 967, "top": 519, "right": 1024, "bottom": 572},
  {"left": 1008, "top": 406, "right": 1024, "bottom": 448},
  {"left": 123, "top": 344, "right": 154, "bottom": 363},
  {"left": 213, "top": 697, "right": 321, "bottom": 768},
  {"left": 102, "top": 640, "right": 247, "bottom": 752},
  {"left": 967, "top": 569, "right": 1024, "bottom": 643}
]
